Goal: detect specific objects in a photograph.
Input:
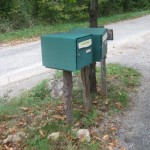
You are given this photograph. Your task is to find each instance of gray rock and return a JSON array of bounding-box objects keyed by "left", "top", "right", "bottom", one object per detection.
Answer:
[
  {"left": 47, "top": 132, "right": 60, "bottom": 141},
  {"left": 49, "top": 80, "right": 63, "bottom": 99},
  {"left": 77, "top": 129, "right": 91, "bottom": 142},
  {"left": 3, "top": 131, "right": 26, "bottom": 144}
]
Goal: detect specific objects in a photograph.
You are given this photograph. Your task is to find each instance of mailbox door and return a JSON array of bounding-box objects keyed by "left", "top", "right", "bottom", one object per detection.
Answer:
[{"left": 76, "top": 36, "right": 93, "bottom": 69}]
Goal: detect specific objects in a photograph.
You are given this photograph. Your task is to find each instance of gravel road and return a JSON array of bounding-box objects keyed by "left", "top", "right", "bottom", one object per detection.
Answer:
[
  {"left": 106, "top": 15, "right": 150, "bottom": 150},
  {"left": 0, "top": 15, "right": 150, "bottom": 149}
]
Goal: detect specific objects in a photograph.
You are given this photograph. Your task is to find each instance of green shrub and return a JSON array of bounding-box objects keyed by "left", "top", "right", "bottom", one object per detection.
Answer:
[
  {"left": 0, "top": 0, "right": 34, "bottom": 32},
  {"left": 0, "top": 0, "right": 149, "bottom": 33}
]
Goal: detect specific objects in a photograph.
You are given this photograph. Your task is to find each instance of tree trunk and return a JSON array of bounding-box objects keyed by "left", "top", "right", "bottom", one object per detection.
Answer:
[
  {"left": 89, "top": 0, "right": 98, "bottom": 93},
  {"left": 81, "top": 65, "right": 91, "bottom": 111},
  {"left": 63, "top": 70, "right": 73, "bottom": 124},
  {"left": 89, "top": 0, "right": 98, "bottom": 28}
]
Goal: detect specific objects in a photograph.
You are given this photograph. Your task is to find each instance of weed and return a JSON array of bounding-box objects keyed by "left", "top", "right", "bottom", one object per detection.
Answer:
[{"left": 0, "top": 64, "right": 141, "bottom": 150}]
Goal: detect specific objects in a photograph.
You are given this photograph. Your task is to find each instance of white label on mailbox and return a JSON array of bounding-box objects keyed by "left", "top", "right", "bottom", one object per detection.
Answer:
[
  {"left": 102, "top": 33, "right": 107, "bottom": 42},
  {"left": 86, "top": 49, "right": 91, "bottom": 53},
  {"left": 78, "top": 39, "right": 92, "bottom": 49}
]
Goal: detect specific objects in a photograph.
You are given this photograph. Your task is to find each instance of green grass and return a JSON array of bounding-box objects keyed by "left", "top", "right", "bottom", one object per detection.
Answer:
[
  {"left": 0, "top": 80, "right": 51, "bottom": 118},
  {"left": 0, "top": 64, "right": 141, "bottom": 150},
  {"left": 0, "top": 10, "right": 149, "bottom": 43},
  {"left": 97, "top": 64, "right": 141, "bottom": 110}
]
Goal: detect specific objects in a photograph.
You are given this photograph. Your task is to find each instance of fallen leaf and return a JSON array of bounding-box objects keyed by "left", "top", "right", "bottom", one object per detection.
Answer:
[
  {"left": 52, "top": 115, "right": 66, "bottom": 120},
  {"left": 9, "top": 127, "right": 17, "bottom": 134},
  {"left": 93, "top": 136, "right": 102, "bottom": 141},
  {"left": 121, "top": 146, "right": 126, "bottom": 150},
  {"left": 102, "top": 134, "right": 109, "bottom": 141},
  {"left": 108, "top": 146, "right": 113, "bottom": 150},
  {"left": 74, "top": 122, "right": 80, "bottom": 126},
  {"left": 57, "top": 105, "right": 64, "bottom": 110},
  {"left": 116, "top": 102, "right": 122, "bottom": 109},
  {"left": 4, "top": 145, "right": 9, "bottom": 150},
  {"left": 19, "top": 107, "right": 29, "bottom": 111},
  {"left": 39, "top": 129, "right": 45, "bottom": 137},
  {"left": 93, "top": 101, "right": 98, "bottom": 104},
  {"left": 95, "top": 96, "right": 99, "bottom": 99},
  {"left": 104, "top": 100, "right": 109, "bottom": 105},
  {"left": 111, "top": 127, "right": 117, "bottom": 131},
  {"left": 109, "top": 142, "right": 116, "bottom": 147}
]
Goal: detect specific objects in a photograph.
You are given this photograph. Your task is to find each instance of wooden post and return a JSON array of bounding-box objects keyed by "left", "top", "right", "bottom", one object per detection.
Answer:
[
  {"left": 63, "top": 70, "right": 73, "bottom": 124},
  {"left": 81, "top": 65, "right": 91, "bottom": 111},
  {"left": 101, "top": 56, "right": 107, "bottom": 95}
]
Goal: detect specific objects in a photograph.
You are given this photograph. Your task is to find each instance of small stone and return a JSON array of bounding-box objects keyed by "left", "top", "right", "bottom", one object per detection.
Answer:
[
  {"left": 3, "top": 131, "right": 26, "bottom": 144},
  {"left": 49, "top": 80, "right": 63, "bottom": 99},
  {"left": 77, "top": 129, "right": 90, "bottom": 142},
  {"left": 47, "top": 132, "right": 60, "bottom": 141}
]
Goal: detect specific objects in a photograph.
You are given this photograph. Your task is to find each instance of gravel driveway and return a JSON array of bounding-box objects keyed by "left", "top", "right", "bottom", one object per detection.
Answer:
[
  {"left": 107, "top": 15, "right": 150, "bottom": 150},
  {"left": 0, "top": 15, "right": 150, "bottom": 149}
]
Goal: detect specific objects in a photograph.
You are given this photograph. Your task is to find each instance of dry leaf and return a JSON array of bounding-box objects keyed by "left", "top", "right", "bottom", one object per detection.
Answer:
[
  {"left": 108, "top": 146, "right": 113, "bottom": 150},
  {"left": 109, "top": 142, "right": 116, "bottom": 147},
  {"left": 39, "top": 129, "right": 45, "bottom": 137},
  {"left": 57, "top": 105, "right": 64, "bottom": 110},
  {"left": 9, "top": 127, "right": 17, "bottom": 134},
  {"left": 93, "top": 101, "right": 98, "bottom": 104},
  {"left": 111, "top": 127, "right": 117, "bottom": 131},
  {"left": 74, "top": 122, "right": 80, "bottom": 126},
  {"left": 116, "top": 102, "right": 122, "bottom": 109},
  {"left": 4, "top": 145, "right": 13, "bottom": 150},
  {"left": 19, "top": 107, "right": 29, "bottom": 111},
  {"left": 95, "top": 96, "right": 99, "bottom": 99},
  {"left": 102, "top": 134, "right": 109, "bottom": 141},
  {"left": 52, "top": 115, "right": 66, "bottom": 120},
  {"left": 104, "top": 100, "right": 109, "bottom": 105},
  {"left": 93, "top": 136, "right": 102, "bottom": 141},
  {"left": 121, "top": 146, "right": 126, "bottom": 150}
]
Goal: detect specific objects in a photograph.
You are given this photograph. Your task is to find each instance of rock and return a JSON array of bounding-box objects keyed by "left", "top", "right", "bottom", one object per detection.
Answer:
[
  {"left": 3, "top": 131, "right": 26, "bottom": 144},
  {"left": 47, "top": 132, "right": 60, "bottom": 141},
  {"left": 49, "top": 80, "right": 63, "bottom": 99},
  {"left": 77, "top": 129, "right": 90, "bottom": 142}
]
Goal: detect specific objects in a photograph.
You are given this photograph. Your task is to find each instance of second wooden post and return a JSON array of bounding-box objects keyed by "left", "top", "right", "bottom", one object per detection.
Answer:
[{"left": 63, "top": 70, "right": 73, "bottom": 124}]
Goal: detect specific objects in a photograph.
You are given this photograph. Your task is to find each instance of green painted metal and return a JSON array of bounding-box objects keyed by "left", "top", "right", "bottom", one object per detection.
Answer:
[
  {"left": 41, "top": 32, "right": 93, "bottom": 71},
  {"left": 70, "top": 28, "right": 107, "bottom": 62}
]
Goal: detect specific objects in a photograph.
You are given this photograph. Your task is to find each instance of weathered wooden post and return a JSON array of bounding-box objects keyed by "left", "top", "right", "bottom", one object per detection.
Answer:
[
  {"left": 81, "top": 65, "right": 91, "bottom": 111},
  {"left": 101, "top": 56, "right": 107, "bottom": 95},
  {"left": 63, "top": 70, "right": 73, "bottom": 124}
]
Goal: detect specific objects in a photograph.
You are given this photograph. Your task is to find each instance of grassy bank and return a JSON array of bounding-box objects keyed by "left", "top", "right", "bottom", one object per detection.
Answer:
[
  {"left": 0, "top": 10, "right": 149, "bottom": 44},
  {"left": 0, "top": 64, "right": 141, "bottom": 150}
]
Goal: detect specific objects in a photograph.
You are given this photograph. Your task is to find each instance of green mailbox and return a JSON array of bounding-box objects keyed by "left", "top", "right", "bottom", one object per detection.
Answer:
[
  {"left": 41, "top": 33, "right": 93, "bottom": 71},
  {"left": 71, "top": 28, "right": 107, "bottom": 62}
]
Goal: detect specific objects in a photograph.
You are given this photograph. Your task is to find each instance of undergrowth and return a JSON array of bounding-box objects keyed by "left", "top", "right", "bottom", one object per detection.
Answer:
[{"left": 0, "top": 64, "right": 141, "bottom": 150}]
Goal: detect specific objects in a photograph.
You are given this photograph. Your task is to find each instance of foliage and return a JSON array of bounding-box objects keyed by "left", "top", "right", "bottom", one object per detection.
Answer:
[
  {"left": 0, "top": 0, "right": 149, "bottom": 33},
  {"left": 0, "top": 0, "right": 34, "bottom": 32},
  {"left": 0, "top": 10, "right": 149, "bottom": 43}
]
